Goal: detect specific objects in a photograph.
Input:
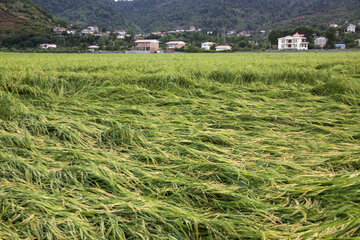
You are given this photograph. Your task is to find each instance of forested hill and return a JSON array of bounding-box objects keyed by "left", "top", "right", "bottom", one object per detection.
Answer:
[
  {"left": 0, "top": 0, "right": 61, "bottom": 34},
  {"left": 32, "top": 0, "right": 360, "bottom": 31}
]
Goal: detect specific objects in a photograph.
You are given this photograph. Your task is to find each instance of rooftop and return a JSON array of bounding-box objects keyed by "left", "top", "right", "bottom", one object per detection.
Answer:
[
  {"left": 166, "top": 41, "right": 186, "bottom": 44},
  {"left": 135, "top": 39, "right": 160, "bottom": 43}
]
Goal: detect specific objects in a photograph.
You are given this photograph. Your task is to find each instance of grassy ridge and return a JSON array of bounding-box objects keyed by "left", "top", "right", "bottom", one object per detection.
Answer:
[{"left": 0, "top": 52, "right": 360, "bottom": 239}]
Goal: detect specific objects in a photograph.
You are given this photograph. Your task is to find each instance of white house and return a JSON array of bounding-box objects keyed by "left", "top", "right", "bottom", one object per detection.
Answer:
[
  {"left": 88, "top": 26, "right": 99, "bottom": 33},
  {"left": 355, "top": 39, "right": 360, "bottom": 46},
  {"left": 67, "top": 29, "right": 76, "bottom": 35},
  {"left": 238, "top": 31, "right": 251, "bottom": 37},
  {"left": 314, "top": 37, "right": 328, "bottom": 46},
  {"left": 88, "top": 45, "right": 100, "bottom": 52},
  {"left": 189, "top": 26, "right": 196, "bottom": 32},
  {"left": 347, "top": 24, "right": 356, "bottom": 33},
  {"left": 94, "top": 32, "right": 108, "bottom": 37},
  {"left": 40, "top": 44, "right": 57, "bottom": 49},
  {"left": 215, "top": 45, "right": 232, "bottom": 51},
  {"left": 166, "top": 41, "right": 186, "bottom": 50},
  {"left": 115, "top": 30, "right": 127, "bottom": 39},
  {"left": 201, "top": 42, "right": 216, "bottom": 50},
  {"left": 278, "top": 33, "right": 309, "bottom": 50},
  {"left": 81, "top": 29, "right": 93, "bottom": 35}
]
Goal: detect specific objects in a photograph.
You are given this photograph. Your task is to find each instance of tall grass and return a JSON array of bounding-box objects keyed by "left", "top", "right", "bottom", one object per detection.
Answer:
[{"left": 0, "top": 52, "right": 359, "bottom": 239}]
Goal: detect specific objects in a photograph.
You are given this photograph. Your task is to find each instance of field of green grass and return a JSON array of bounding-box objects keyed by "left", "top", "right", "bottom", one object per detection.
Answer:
[{"left": 0, "top": 52, "right": 360, "bottom": 239}]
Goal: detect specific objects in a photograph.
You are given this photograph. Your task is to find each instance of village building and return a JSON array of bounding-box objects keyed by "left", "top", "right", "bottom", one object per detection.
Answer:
[
  {"left": 81, "top": 29, "right": 93, "bottom": 35},
  {"left": 347, "top": 24, "right": 356, "bottom": 33},
  {"left": 278, "top": 33, "right": 309, "bottom": 50},
  {"left": 81, "top": 26, "right": 99, "bottom": 35},
  {"left": 67, "top": 29, "right": 76, "bottom": 35},
  {"left": 88, "top": 26, "right": 99, "bottom": 33},
  {"left": 94, "top": 32, "right": 108, "bottom": 37},
  {"left": 201, "top": 42, "right": 216, "bottom": 50},
  {"left": 135, "top": 33, "right": 145, "bottom": 38},
  {"left": 238, "top": 31, "right": 251, "bottom": 37},
  {"left": 166, "top": 41, "right": 186, "bottom": 51},
  {"left": 134, "top": 39, "right": 160, "bottom": 52},
  {"left": 215, "top": 45, "right": 232, "bottom": 51},
  {"left": 227, "top": 30, "right": 237, "bottom": 36},
  {"left": 151, "top": 31, "right": 166, "bottom": 37},
  {"left": 334, "top": 44, "right": 346, "bottom": 49},
  {"left": 314, "top": 37, "right": 328, "bottom": 46},
  {"left": 53, "top": 27, "right": 67, "bottom": 35},
  {"left": 329, "top": 23, "right": 338, "bottom": 28},
  {"left": 88, "top": 45, "right": 100, "bottom": 52},
  {"left": 40, "top": 44, "right": 57, "bottom": 49},
  {"left": 189, "top": 26, "right": 196, "bottom": 31},
  {"left": 114, "top": 30, "right": 127, "bottom": 39},
  {"left": 355, "top": 39, "right": 360, "bottom": 46}
]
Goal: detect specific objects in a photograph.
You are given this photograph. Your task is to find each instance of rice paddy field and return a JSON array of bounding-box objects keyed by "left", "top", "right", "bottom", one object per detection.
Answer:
[{"left": 0, "top": 52, "right": 360, "bottom": 239}]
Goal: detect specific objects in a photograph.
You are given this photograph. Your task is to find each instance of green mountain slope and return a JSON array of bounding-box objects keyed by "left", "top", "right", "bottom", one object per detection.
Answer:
[
  {"left": 0, "top": 0, "right": 59, "bottom": 34},
  {"left": 32, "top": 0, "right": 360, "bottom": 31}
]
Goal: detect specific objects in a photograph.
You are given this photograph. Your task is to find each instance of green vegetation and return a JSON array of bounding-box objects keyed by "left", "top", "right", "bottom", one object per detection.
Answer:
[
  {"left": 0, "top": 52, "right": 360, "bottom": 239},
  {"left": 0, "top": 0, "right": 65, "bottom": 48},
  {"left": 32, "top": 0, "right": 360, "bottom": 31}
]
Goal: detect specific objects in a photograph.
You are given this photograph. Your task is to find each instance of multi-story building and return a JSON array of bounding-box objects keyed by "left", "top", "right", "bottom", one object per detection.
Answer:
[
  {"left": 134, "top": 39, "right": 160, "bottom": 52},
  {"left": 314, "top": 37, "right": 328, "bottom": 46},
  {"left": 166, "top": 41, "right": 186, "bottom": 51},
  {"left": 278, "top": 33, "right": 309, "bottom": 50},
  {"left": 347, "top": 24, "right": 356, "bottom": 33}
]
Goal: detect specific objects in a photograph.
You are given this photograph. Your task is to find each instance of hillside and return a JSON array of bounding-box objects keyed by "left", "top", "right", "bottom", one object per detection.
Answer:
[
  {"left": 0, "top": 0, "right": 66, "bottom": 48},
  {"left": 32, "top": 0, "right": 360, "bottom": 31},
  {"left": 0, "top": 0, "right": 59, "bottom": 34},
  {"left": 1, "top": 52, "right": 360, "bottom": 239}
]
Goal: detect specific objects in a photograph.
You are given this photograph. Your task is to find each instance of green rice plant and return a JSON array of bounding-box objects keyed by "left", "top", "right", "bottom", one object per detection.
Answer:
[
  {"left": 0, "top": 52, "right": 359, "bottom": 239},
  {"left": 0, "top": 91, "right": 27, "bottom": 120},
  {"left": 311, "top": 76, "right": 360, "bottom": 96},
  {"left": 101, "top": 122, "right": 147, "bottom": 147}
]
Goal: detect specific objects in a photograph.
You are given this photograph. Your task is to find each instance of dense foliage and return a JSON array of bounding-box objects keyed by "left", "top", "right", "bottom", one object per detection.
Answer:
[
  {"left": 0, "top": 0, "right": 65, "bottom": 48},
  {"left": 32, "top": 0, "right": 360, "bottom": 31},
  {"left": 0, "top": 52, "right": 360, "bottom": 239}
]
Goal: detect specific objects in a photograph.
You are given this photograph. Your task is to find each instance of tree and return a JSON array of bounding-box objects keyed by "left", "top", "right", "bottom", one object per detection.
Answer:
[
  {"left": 79, "top": 43, "right": 88, "bottom": 52},
  {"left": 325, "top": 27, "right": 337, "bottom": 49},
  {"left": 268, "top": 29, "right": 284, "bottom": 45}
]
